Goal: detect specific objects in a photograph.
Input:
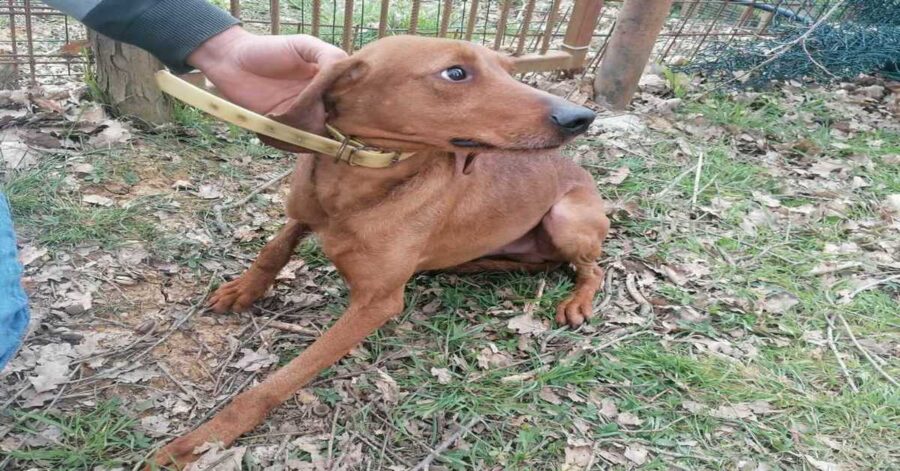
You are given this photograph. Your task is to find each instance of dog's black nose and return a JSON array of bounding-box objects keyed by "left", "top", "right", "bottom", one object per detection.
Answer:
[{"left": 550, "top": 105, "right": 596, "bottom": 135}]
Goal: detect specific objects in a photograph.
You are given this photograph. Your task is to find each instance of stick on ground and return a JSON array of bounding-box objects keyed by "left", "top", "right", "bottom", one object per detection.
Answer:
[
  {"left": 410, "top": 417, "right": 480, "bottom": 471},
  {"left": 836, "top": 313, "right": 899, "bottom": 388}
]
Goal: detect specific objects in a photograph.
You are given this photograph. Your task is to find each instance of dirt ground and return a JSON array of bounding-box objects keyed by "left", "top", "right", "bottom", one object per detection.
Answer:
[{"left": 1, "top": 64, "right": 899, "bottom": 470}]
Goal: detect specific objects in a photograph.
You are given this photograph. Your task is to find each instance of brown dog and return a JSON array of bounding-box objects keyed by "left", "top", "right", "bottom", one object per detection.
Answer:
[{"left": 154, "top": 35, "right": 609, "bottom": 467}]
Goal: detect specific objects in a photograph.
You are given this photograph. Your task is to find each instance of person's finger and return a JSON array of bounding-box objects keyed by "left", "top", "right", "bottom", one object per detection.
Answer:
[{"left": 285, "top": 35, "right": 348, "bottom": 67}]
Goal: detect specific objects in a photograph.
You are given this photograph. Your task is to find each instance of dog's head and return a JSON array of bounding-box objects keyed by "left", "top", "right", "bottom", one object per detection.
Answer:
[{"left": 269, "top": 35, "right": 595, "bottom": 152}]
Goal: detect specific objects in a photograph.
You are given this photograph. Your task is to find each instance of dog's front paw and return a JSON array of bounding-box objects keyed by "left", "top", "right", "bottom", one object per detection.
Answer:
[
  {"left": 151, "top": 434, "right": 205, "bottom": 470},
  {"left": 207, "top": 270, "right": 272, "bottom": 313},
  {"left": 555, "top": 294, "right": 596, "bottom": 327}
]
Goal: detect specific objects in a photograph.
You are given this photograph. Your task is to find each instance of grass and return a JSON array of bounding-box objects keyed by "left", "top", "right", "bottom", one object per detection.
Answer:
[
  {"left": 2, "top": 400, "right": 152, "bottom": 470},
  {"left": 1, "top": 154, "right": 161, "bottom": 248},
  {"left": 3, "top": 77, "right": 899, "bottom": 469}
]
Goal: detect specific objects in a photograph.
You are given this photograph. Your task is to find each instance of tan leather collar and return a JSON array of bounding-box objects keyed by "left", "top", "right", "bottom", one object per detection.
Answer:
[{"left": 154, "top": 71, "right": 415, "bottom": 168}]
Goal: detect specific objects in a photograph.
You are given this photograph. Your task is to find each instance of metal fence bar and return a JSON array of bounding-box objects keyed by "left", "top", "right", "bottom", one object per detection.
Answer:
[
  {"left": 378, "top": 0, "right": 389, "bottom": 38},
  {"left": 439, "top": 0, "right": 453, "bottom": 37},
  {"left": 4, "top": 0, "right": 848, "bottom": 82},
  {"left": 270, "top": 0, "right": 280, "bottom": 34},
  {"left": 7, "top": 0, "right": 18, "bottom": 77},
  {"left": 687, "top": 0, "right": 729, "bottom": 62},
  {"left": 342, "top": 0, "right": 354, "bottom": 51},
  {"left": 540, "top": 0, "right": 562, "bottom": 54},
  {"left": 465, "top": 0, "right": 480, "bottom": 40},
  {"left": 23, "top": 0, "right": 35, "bottom": 84},
  {"left": 409, "top": 0, "right": 421, "bottom": 34},
  {"left": 493, "top": 0, "right": 512, "bottom": 49},
  {"left": 516, "top": 0, "right": 537, "bottom": 55}
]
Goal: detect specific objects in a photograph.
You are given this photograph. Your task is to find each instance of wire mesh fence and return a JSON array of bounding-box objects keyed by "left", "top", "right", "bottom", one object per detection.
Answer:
[{"left": 0, "top": 0, "right": 858, "bottom": 87}]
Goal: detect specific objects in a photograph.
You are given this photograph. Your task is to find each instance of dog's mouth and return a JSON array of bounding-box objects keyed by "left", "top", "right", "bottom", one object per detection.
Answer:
[
  {"left": 450, "top": 138, "right": 494, "bottom": 149},
  {"left": 449, "top": 138, "right": 562, "bottom": 152}
]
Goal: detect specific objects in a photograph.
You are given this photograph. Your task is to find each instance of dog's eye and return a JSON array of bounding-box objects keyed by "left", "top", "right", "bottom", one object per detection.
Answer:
[{"left": 441, "top": 66, "right": 468, "bottom": 82}]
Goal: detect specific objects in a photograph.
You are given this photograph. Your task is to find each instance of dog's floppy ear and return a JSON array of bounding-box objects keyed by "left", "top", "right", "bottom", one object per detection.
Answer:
[{"left": 260, "top": 57, "right": 368, "bottom": 152}]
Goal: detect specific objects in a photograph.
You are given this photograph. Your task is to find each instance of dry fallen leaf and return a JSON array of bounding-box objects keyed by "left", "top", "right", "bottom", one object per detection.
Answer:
[
  {"left": 374, "top": 370, "right": 400, "bottom": 404},
  {"left": 597, "top": 448, "right": 628, "bottom": 465},
  {"left": 89, "top": 120, "right": 132, "bottom": 147},
  {"left": 196, "top": 184, "right": 225, "bottom": 200},
  {"left": 82, "top": 194, "right": 114, "bottom": 207},
  {"left": 602, "top": 166, "right": 630, "bottom": 186},
  {"left": 710, "top": 403, "right": 755, "bottom": 420},
  {"left": 232, "top": 348, "right": 277, "bottom": 372},
  {"left": 507, "top": 313, "right": 548, "bottom": 335},
  {"left": 616, "top": 411, "right": 643, "bottom": 427},
  {"left": 18, "top": 244, "right": 47, "bottom": 266},
  {"left": 476, "top": 344, "right": 513, "bottom": 370},
  {"left": 804, "top": 455, "right": 841, "bottom": 471},
  {"left": 561, "top": 438, "right": 594, "bottom": 471},
  {"left": 884, "top": 194, "right": 900, "bottom": 216},
  {"left": 759, "top": 292, "right": 799, "bottom": 314},
  {"left": 682, "top": 400, "right": 707, "bottom": 413},
  {"left": 599, "top": 398, "right": 618, "bottom": 418},
  {"left": 275, "top": 259, "right": 306, "bottom": 280},
  {"left": 140, "top": 414, "right": 172, "bottom": 437},
  {"left": 28, "top": 362, "right": 69, "bottom": 393},
  {"left": 624, "top": 444, "right": 649, "bottom": 465},
  {"left": 185, "top": 442, "right": 246, "bottom": 471},
  {"left": 430, "top": 367, "right": 452, "bottom": 384},
  {"left": 538, "top": 387, "right": 563, "bottom": 405}
]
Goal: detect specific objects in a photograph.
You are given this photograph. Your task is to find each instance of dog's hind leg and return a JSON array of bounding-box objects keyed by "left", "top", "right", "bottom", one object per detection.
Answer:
[
  {"left": 541, "top": 187, "right": 610, "bottom": 327},
  {"left": 208, "top": 219, "right": 310, "bottom": 313}
]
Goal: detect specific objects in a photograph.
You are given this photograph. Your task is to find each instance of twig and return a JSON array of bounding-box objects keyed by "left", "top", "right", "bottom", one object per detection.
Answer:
[
  {"left": 129, "top": 273, "right": 218, "bottom": 364},
  {"left": 801, "top": 38, "right": 838, "bottom": 79},
  {"left": 199, "top": 448, "right": 237, "bottom": 471},
  {"left": 624, "top": 273, "right": 651, "bottom": 308},
  {"left": 824, "top": 314, "right": 858, "bottom": 393},
  {"left": 699, "top": 0, "right": 848, "bottom": 96},
  {"left": 214, "top": 308, "right": 293, "bottom": 395},
  {"left": 690, "top": 151, "right": 705, "bottom": 210},
  {"left": 841, "top": 274, "right": 900, "bottom": 303},
  {"left": 836, "top": 313, "right": 899, "bottom": 388},
  {"left": 157, "top": 361, "right": 201, "bottom": 402},
  {"left": 654, "top": 163, "right": 698, "bottom": 198},
  {"left": 220, "top": 168, "right": 294, "bottom": 212},
  {"left": 212, "top": 168, "right": 293, "bottom": 234},
  {"left": 197, "top": 372, "right": 259, "bottom": 423},
  {"left": 523, "top": 278, "right": 546, "bottom": 316},
  {"left": 130, "top": 446, "right": 160, "bottom": 471},
  {"left": 810, "top": 261, "right": 861, "bottom": 276},
  {"left": 410, "top": 417, "right": 480, "bottom": 471},
  {"left": 1, "top": 383, "right": 32, "bottom": 411},
  {"left": 588, "top": 330, "right": 651, "bottom": 353},
  {"left": 326, "top": 404, "right": 342, "bottom": 469},
  {"left": 258, "top": 317, "right": 319, "bottom": 336},
  {"left": 351, "top": 431, "right": 412, "bottom": 466}
]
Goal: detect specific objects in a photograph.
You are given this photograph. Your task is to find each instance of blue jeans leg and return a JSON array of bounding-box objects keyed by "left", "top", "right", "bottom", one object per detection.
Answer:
[{"left": 0, "top": 192, "right": 29, "bottom": 370}]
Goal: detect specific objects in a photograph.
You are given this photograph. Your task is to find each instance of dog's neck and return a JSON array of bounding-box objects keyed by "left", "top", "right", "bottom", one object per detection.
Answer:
[{"left": 310, "top": 149, "right": 471, "bottom": 216}]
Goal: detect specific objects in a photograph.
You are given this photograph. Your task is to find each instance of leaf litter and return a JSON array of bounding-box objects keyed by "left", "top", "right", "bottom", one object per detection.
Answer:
[{"left": 1, "top": 52, "right": 898, "bottom": 470}]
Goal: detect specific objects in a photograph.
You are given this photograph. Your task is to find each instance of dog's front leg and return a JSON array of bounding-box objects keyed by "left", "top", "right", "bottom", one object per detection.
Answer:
[{"left": 152, "top": 284, "right": 407, "bottom": 469}]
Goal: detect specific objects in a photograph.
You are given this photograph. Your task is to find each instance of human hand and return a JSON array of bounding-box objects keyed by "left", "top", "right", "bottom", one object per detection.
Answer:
[{"left": 186, "top": 26, "right": 347, "bottom": 127}]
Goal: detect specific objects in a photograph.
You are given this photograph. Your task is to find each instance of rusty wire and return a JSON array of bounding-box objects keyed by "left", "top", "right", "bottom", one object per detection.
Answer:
[{"left": 0, "top": 0, "right": 846, "bottom": 85}]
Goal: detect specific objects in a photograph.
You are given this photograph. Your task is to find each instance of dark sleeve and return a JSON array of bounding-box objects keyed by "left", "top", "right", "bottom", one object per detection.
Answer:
[{"left": 46, "top": 0, "right": 239, "bottom": 74}]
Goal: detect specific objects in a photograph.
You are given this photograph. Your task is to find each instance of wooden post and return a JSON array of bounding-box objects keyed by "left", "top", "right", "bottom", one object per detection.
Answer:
[
  {"left": 593, "top": 0, "right": 674, "bottom": 110},
  {"left": 88, "top": 31, "right": 172, "bottom": 125},
  {"left": 560, "top": 0, "right": 604, "bottom": 69},
  {"left": 512, "top": 0, "right": 602, "bottom": 73}
]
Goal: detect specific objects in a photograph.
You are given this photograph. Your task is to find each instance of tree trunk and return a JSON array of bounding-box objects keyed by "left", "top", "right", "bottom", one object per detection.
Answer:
[
  {"left": 593, "top": 0, "right": 675, "bottom": 110},
  {"left": 88, "top": 30, "right": 173, "bottom": 125}
]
